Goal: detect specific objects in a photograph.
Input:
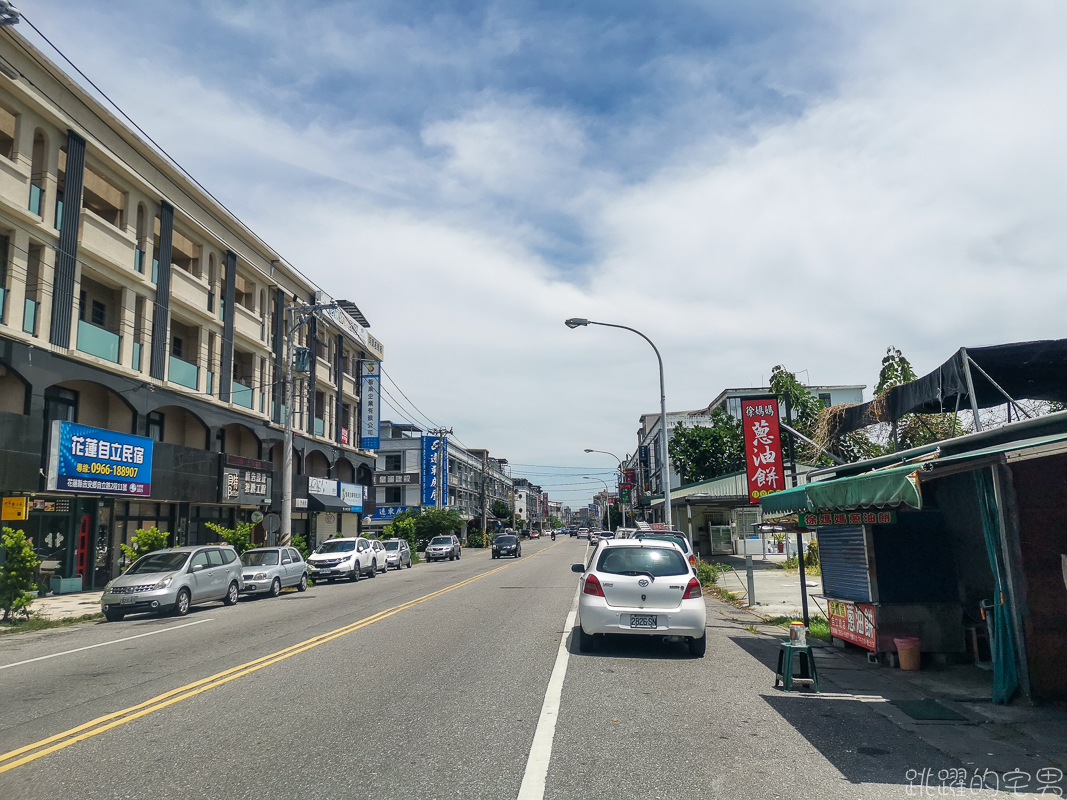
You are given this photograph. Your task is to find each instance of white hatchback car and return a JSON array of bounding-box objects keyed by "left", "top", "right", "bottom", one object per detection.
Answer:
[{"left": 572, "top": 539, "right": 707, "bottom": 657}]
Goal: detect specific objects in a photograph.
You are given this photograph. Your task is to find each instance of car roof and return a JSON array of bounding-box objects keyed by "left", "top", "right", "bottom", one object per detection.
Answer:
[
  {"left": 152, "top": 545, "right": 233, "bottom": 553},
  {"left": 244, "top": 547, "right": 284, "bottom": 551},
  {"left": 596, "top": 538, "right": 685, "bottom": 553}
]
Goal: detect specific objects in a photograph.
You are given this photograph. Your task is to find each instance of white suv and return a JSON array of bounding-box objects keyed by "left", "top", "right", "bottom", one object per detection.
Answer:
[
  {"left": 307, "top": 537, "right": 380, "bottom": 582},
  {"left": 572, "top": 539, "right": 707, "bottom": 657}
]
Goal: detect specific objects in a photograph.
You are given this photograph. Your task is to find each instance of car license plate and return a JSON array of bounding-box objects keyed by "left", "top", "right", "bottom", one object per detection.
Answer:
[
  {"left": 121, "top": 596, "right": 136, "bottom": 605},
  {"left": 629, "top": 614, "right": 657, "bottom": 629}
]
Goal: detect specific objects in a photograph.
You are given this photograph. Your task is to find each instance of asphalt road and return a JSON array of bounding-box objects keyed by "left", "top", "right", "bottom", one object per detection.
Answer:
[{"left": 0, "top": 537, "right": 975, "bottom": 799}]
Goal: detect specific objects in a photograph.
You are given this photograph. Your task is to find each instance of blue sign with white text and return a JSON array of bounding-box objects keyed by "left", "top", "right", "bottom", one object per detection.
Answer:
[
  {"left": 47, "top": 420, "right": 154, "bottom": 496},
  {"left": 421, "top": 435, "right": 448, "bottom": 506},
  {"left": 372, "top": 506, "right": 413, "bottom": 520},
  {"left": 360, "top": 362, "right": 381, "bottom": 450}
]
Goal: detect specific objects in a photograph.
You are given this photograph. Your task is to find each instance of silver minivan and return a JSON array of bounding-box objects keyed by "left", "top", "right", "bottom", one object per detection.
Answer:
[{"left": 101, "top": 545, "right": 243, "bottom": 621}]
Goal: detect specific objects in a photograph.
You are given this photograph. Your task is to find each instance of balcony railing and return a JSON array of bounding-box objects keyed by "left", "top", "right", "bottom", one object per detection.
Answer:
[
  {"left": 168, "top": 356, "right": 199, "bottom": 390},
  {"left": 23, "top": 298, "right": 36, "bottom": 334},
  {"left": 28, "top": 183, "right": 41, "bottom": 216},
  {"left": 76, "top": 320, "right": 120, "bottom": 363},
  {"left": 232, "top": 379, "right": 254, "bottom": 409},
  {"left": 314, "top": 417, "right": 325, "bottom": 437},
  {"left": 134, "top": 249, "right": 144, "bottom": 274},
  {"left": 132, "top": 341, "right": 142, "bottom": 371}
]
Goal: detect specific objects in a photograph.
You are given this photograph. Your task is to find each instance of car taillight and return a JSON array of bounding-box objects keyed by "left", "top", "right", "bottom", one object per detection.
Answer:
[
  {"left": 682, "top": 577, "right": 702, "bottom": 599},
  {"left": 689, "top": 554, "right": 696, "bottom": 566},
  {"left": 583, "top": 574, "right": 605, "bottom": 597}
]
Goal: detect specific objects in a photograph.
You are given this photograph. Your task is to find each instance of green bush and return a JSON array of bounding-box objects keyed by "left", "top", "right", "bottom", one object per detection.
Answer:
[
  {"left": 384, "top": 516, "right": 418, "bottom": 556},
  {"left": 205, "top": 521, "right": 254, "bottom": 555},
  {"left": 467, "top": 531, "right": 486, "bottom": 548},
  {"left": 290, "top": 533, "right": 310, "bottom": 561},
  {"left": 696, "top": 560, "right": 731, "bottom": 587},
  {"left": 119, "top": 526, "right": 170, "bottom": 563},
  {"left": 1, "top": 527, "right": 40, "bottom": 622},
  {"left": 805, "top": 540, "right": 819, "bottom": 568}
]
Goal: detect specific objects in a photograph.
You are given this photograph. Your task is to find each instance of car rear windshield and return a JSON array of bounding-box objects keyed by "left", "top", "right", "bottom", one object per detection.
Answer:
[
  {"left": 127, "top": 552, "right": 190, "bottom": 574},
  {"left": 639, "top": 534, "right": 690, "bottom": 551},
  {"left": 430, "top": 537, "right": 452, "bottom": 545},
  {"left": 596, "top": 547, "right": 688, "bottom": 577},
  {"left": 241, "top": 550, "right": 279, "bottom": 566},
  {"left": 496, "top": 536, "right": 517, "bottom": 545},
  {"left": 385, "top": 541, "right": 400, "bottom": 550},
  {"left": 316, "top": 540, "right": 356, "bottom": 553}
]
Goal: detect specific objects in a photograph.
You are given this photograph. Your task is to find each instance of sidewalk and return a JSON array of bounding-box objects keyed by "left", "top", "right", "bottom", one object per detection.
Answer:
[
  {"left": 710, "top": 553, "right": 827, "bottom": 618},
  {"left": 27, "top": 590, "right": 104, "bottom": 621},
  {"left": 713, "top": 598, "right": 1067, "bottom": 782}
]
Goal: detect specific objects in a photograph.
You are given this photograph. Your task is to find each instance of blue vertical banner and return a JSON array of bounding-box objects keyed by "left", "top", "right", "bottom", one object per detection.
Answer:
[
  {"left": 421, "top": 435, "right": 449, "bottom": 506},
  {"left": 360, "top": 361, "right": 381, "bottom": 450}
]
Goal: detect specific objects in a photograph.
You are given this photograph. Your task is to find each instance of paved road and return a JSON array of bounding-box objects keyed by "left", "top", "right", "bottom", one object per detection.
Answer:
[{"left": 0, "top": 537, "right": 976, "bottom": 799}]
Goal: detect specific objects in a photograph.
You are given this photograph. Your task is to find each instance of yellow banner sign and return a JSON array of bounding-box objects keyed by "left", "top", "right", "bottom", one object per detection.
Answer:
[{"left": 1, "top": 496, "right": 29, "bottom": 521}]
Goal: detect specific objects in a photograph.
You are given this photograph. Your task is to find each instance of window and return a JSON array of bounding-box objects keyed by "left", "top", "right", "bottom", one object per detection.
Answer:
[
  {"left": 0, "top": 105, "right": 16, "bottom": 161},
  {"left": 385, "top": 487, "right": 403, "bottom": 504},
  {"left": 91, "top": 300, "right": 106, "bottom": 327},
  {"left": 206, "top": 549, "right": 224, "bottom": 567},
  {"left": 597, "top": 546, "right": 688, "bottom": 577},
  {"left": 818, "top": 393, "right": 832, "bottom": 408},
  {"left": 172, "top": 336, "right": 183, "bottom": 358},
  {"left": 147, "top": 411, "right": 165, "bottom": 442},
  {"left": 288, "top": 549, "right": 302, "bottom": 563},
  {"left": 220, "top": 549, "right": 236, "bottom": 564},
  {"left": 189, "top": 551, "right": 210, "bottom": 570},
  {"left": 385, "top": 453, "right": 402, "bottom": 471}
]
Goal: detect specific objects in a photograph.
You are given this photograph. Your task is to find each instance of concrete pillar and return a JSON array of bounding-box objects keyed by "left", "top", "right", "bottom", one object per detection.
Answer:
[{"left": 119, "top": 286, "right": 137, "bottom": 369}]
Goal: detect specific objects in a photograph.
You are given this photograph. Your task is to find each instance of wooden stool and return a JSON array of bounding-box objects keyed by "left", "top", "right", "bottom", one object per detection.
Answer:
[{"left": 775, "top": 641, "right": 820, "bottom": 692}]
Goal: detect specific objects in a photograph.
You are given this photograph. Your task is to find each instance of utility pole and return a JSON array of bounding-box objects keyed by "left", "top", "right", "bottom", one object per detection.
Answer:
[{"left": 480, "top": 451, "right": 488, "bottom": 538}]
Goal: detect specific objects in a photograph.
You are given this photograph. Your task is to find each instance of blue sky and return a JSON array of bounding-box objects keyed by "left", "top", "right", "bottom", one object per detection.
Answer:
[{"left": 18, "top": 1, "right": 1067, "bottom": 505}]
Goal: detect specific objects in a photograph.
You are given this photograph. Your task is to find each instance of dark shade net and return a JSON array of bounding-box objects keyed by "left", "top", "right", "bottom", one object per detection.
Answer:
[{"left": 829, "top": 339, "right": 1067, "bottom": 437}]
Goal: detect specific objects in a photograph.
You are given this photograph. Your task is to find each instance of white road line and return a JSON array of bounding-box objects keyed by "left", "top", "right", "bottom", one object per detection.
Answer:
[
  {"left": 0, "top": 619, "right": 212, "bottom": 671},
  {"left": 517, "top": 586, "right": 580, "bottom": 800}
]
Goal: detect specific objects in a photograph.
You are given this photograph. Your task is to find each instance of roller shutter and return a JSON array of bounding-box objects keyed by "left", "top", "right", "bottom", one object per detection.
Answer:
[{"left": 818, "top": 525, "right": 871, "bottom": 602}]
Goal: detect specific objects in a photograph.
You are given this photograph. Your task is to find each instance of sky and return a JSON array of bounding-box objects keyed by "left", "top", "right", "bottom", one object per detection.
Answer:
[{"left": 18, "top": 1, "right": 1067, "bottom": 507}]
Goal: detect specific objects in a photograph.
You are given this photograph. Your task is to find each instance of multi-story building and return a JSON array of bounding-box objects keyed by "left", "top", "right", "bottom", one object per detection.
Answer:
[
  {"left": 512, "top": 478, "right": 541, "bottom": 531},
  {"left": 0, "top": 30, "right": 383, "bottom": 589},
  {"left": 367, "top": 422, "right": 512, "bottom": 534}
]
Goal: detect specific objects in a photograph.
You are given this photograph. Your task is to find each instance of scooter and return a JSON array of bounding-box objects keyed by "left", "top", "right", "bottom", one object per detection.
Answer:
[{"left": 551, "top": 531, "right": 556, "bottom": 541}]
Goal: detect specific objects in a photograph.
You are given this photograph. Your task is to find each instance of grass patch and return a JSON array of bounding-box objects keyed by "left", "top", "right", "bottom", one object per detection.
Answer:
[
  {"left": 764, "top": 614, "right": 832, "bottom": 643},
  {"left": 0, "top": 612, "right": 104, "bottom": 635},
  {"left": 745, "top": 623, "right": 759, "bottom": 635},
  {"left": 773, "top": 557, "right": 822, "bottom": 576}
]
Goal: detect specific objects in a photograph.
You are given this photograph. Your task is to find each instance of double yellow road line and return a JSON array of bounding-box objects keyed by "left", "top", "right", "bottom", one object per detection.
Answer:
[{"left": 0, "top": 551, "right": 548, "bottom": 774}]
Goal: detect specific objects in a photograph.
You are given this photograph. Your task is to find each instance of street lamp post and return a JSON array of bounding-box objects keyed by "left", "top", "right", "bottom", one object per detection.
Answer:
[
  {"left": 584, "top": 476, "right": 611, "bottom": 531},
  {"left": 567, "top": 318, "right": 673, "bottom": 529},
  {"left": 584, "top": 448, "right": 627, "bottom": 528}
]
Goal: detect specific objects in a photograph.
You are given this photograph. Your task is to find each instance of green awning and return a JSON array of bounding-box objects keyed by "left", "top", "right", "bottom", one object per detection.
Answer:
[{"left": 760, "top": 463, "right": 923, "bottom": 518}]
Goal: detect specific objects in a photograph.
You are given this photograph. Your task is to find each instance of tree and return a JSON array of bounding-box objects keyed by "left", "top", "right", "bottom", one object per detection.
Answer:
[
  {"left": 414, "top": 508, "right": 464, "bottom": 549},
  {"left": 204, "top": 521, "right": 255, "bottom": 555},
  {"left": 873, "top": 346, "right": 965, "bottom": 450},
  {"left": 119, "top": 526, "right": 171, "bottom": 563},
  {"left": 669, "top": 408, "right": 744, "bottom": 483},
  {"left": 1, "top": 527, "right": 40, "bottom": 622},
  {"left": 384, "top": 515, "right": 418, "bottom": 560},
  {"left": 490, "top": 500, "right": 511, "bottom": 521}
]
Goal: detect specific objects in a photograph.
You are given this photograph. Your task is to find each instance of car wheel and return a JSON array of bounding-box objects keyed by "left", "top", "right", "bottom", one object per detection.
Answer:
[
  {"left": 224, "top": 581, "right": 240, "bottom": 606},
  {"left": 104, "top": 610, "right": 125, "bottom": 622},
  {"left": 369, "top": 561, "right": 377, "bottom": 578},
  {"left": 688, "top": 634, "right": 707, "bottom": 658},
  {"left": 578, "top": 625, "right": 595, "bottom": 653},
  {"left": 457, "top": 551, "right": 461, "bottom": 560},
  {"left": 350, "top": 566, "right": 359, "bottom": 582},
  {"left": 269, "top": 578, "right": 281, "bottom": 598},
  {"left": 407, "top": 560, "right": 412, "bottom": 568},
  {"left": 173, "top": 588, "right": 191, "bottom": 617},
  {"left": 298, "top": 574, "right": 308, "bottom": 592}
]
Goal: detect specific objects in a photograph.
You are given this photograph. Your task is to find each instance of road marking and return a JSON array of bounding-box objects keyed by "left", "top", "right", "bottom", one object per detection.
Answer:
[
  {"left": 0, "top": 619, "right": 213, "bottom": 672},
  {"left": 517, "top": 584, "right": 580, "bottom": 800},
  {"left": 0, "top": 559, "right": 524, "bottom": 774}
]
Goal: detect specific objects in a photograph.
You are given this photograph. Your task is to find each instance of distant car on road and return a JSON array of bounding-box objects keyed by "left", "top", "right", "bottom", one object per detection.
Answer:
[
  {"left": 307, "top": 537, "right": 379, "bottom": 582},
  {"left": 577, "top": 528, "right": 590, "bottom": 539},
  {"left": 589, "top": 530, "right": 614, "bottom": 546},
  {"left": 101, "top": 545, "right": 243, "bottom": 622},
  {"left": 383, "top": 538, "right": 412, "bottom": 569},
  {"left": 492, "top": 534, "right": 521, "bottom": 559},
  {"left": 572, "top": 539, "right": 706, "bottom": 657},
  {"left": 530, "top": 530, "right": 541, "bottom": 539},
  {"left": 240, "top": 547, "right": 309, "bottom": 597},
  {"left": 425, "top": 535, "right": 462, "bottom": 562}
]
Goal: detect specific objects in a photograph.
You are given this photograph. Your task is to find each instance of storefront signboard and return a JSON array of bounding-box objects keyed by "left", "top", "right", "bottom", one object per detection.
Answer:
[
  {"left": 340, "top": 482, "right": 363, "bottom": 512},
  {"left": 799, "top": 510, "right": 897, "bottom": 528},
  {"left": 374, "top": 473, "right": 418, "bottom": 486},
  {"left": 219, "top": 454, "right": 273, "bottom": 505},
  {"left": 308, "top": 477, "right": 339, "bottom": 497},
  {"left": 47, "top": 420, "right": 153, "bottom": 496},
  {"left": 828, "top": 598, "right": 877, "bottom": 650},
  {"left": 740, "top": 398, "right": 784, "bottom": 504},
  {"left": 1, "top": 496, "right": 28, "bottom": 520},
  {"left": 421, "top": 435, "right": 448, "bottom": 506},
  {"left": 360, "top": 361, "right": 381, "bottom": 450},
  {"left": 372, "top": 505, "right": 413, "bottom": 520}
]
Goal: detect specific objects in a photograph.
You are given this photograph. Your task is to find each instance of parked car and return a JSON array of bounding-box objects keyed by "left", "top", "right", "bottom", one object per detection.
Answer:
[
  {"left": 571, "top": 539, "right": 706, "bottom": 657},
  {"left": 240, "top": 547, "right": 309, "bottom": 596},
  {"left": 492, "top": 534, "right": 521, "bottom": 559},
  {"left": 370, "top": 539, "right": 388, "bottom": 574},
  {"left": 383, "top": 538, "right": 413, "bottom": 569},
  {"left": 425, "top": 534, "right": 462, "bottom": 562},
  {"left": 101, "top": 545, "right": 243, "bottom": 621},
  {"left": 589, "top": 530, "right": 614, "bottom": 546},
  {"left": 307, "top": 537, "right": 379, "bottom": 582}
]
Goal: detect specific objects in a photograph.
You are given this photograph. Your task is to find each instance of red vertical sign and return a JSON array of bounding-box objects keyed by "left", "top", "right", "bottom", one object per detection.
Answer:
[{"left": 741, "top": 398, "right": 785, "bottom": 504}]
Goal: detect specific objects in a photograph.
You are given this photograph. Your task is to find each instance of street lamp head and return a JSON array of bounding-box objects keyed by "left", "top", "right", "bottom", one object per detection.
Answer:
[
  {"left": 565, "top": 318, "right": 589, "bottom": 329},
  {"left": 583, "top": 448, "right": 594, "bottom": 453}
]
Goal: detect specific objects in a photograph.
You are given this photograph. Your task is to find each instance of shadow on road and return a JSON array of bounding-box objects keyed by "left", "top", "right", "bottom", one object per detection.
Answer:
[{"left": 567, "top": 626, "right": 696, "bottom": 660}]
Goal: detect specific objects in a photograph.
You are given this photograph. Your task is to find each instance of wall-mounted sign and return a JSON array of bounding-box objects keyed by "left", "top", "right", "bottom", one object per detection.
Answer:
[
  {"left": 308, "top": 476, "right": 339, "bottom": 497},
  {"left": 741, "top": 398, "right": 784, "bottom": 504},
  {"left": 294, "top": 498, "right": 308, "bottom": 510},
  {"left": 374, "top": 472, "right": 418, "bottom": 486},
  {"left": 828, "top": 599, "right": 877, "bottom": 650},
  {"left": 799, "top": 510, "right": 897, "bottom": 528},
  {"left": 638, "top": 446, "right": 649, "bottom": 466},
  {"left": 372, "top": 505, "right": 413, "bottom": 520},
  {"left": 421, "top": 435, "right": 448, "bottom": 506},
  {"left": 360, "top": 361, "right": 381, "bottom": 450},
  {"left": 1, "top": 497, "right": 28, "bottom": 521},
  {"left": 47, "top": 421, "right": 153, "bottom": 496},
  {"left": 340, "top": 482, "right": 364, "bottom": 513},
  {"left": 219, "top": 454, "right": 273, "bottom": 505}
]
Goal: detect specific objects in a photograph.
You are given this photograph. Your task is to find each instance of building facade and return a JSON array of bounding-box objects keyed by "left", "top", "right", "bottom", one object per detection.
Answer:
[{"left": 0, "top": 31, "right": 382, "bottom": 590}]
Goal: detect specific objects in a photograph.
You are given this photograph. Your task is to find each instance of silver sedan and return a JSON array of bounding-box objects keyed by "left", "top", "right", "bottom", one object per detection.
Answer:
[{"left": 240, "top": 547, "right": 309, "bottom": 597}]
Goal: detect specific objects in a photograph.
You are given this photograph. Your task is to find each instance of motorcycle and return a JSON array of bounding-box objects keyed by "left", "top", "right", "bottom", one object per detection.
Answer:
[{"left": 551, "top": 531, "right": 556, "bottom": 541}]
